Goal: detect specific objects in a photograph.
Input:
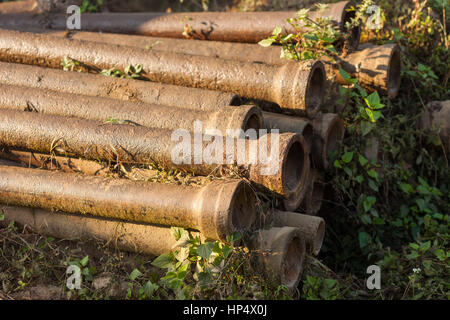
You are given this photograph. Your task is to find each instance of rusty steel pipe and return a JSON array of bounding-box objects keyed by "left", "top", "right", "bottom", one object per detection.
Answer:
[
  {"left": 263, "top": 111, "right": 313, "bottom": 152},
  {"left": 271, "top": 210, "right": 325, "bottom": 256},
  {"left": 312, "top": 113, "right": 345, "bottom": 169},
  {"left": 0, "top": 62, "right": 240, "bottom": 111},
  {"left": 0, "top": 109, "right": 307, "bottom": 197},
  {"left": 0, "top": 29, "right": 326, "bottom": 116},
  {"left": 0, "top": 164, "right": 257, "bottom": 241},
  {"left": 0, "top": 205, "right": 196, "bottom": 256},
  {"left": 334, "top": 43, "right": 402, "bottom": 99},
  {"left": 33, "top": 31, "right": 399, "bottom": 99},
  {"left": 0, "top": 149, "right": 109, "bottom": 176},
  {"left": 0, "top": 84, "right": 261, "bottom": 133},
  {"left": 250, "top": 227, "right": 306, "bottom": 290},
  {"left": 0, "top": 1, "right": 358, "bottom": 46}
]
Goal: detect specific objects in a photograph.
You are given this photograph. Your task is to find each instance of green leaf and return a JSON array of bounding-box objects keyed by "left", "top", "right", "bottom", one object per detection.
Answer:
[
  {"left": 360, "top": 121, "right": 373, "bottom": 136},
  {"left": 272, "top": 26, "right": 282, "bottom": 36},
  {"left": 341, "top": 152, "right": 354, "bottom": 163},
  {"left": 409, "top": 243, "right": 420, "bottom": 250},
  {"left": 258, "top": 38, "right": 276, "bottom": 47},
  {"left": 129, "top": 268, "right": 142, "bottom": 281},
  {"left": 325, "top": 44, "right": 337, "bottom": 53},
  {"left": 80, "top": 255, "right": 89, "bottom": 267},
  {"left": 399, "top": 183, "right": 414, "bottom": 194},
  {"left": 358, "top": 154, "right": 369, "bottom": 166},
  {"left": 365, "top": 92, "right": 381, "bottom": 108},
  {"left": 143, "top": 281, "right": 159, "bottom": 297},
  {"left": 333, "top": 159, "right": 342, "bottom": 168},
  {"left": 339, "top": 68, "right": 357, "bottom": 84},
  {"left": 368, "top": 179, "right": 379, "bottom": 192},
  {"left": 152, "top": 253, "right": 174, "bottom": 269},
  {"left": 358, "top": 231, "right": 371, "bottom": 248},
  {"left": 367, "top": 169, "right": 379, "bottom": 180},
  {"left": 365, "top": 108, "right": 375, "bottom": 122},
  {"left": 172, "top": 227, "right": 186, "bottom": 241},
  {"left": 197, "top": 243, "right": 213, "bottom": 260},
  {"left": 419, "top": 241, "right": 431, "bottom": 252},
  {"left": 363, "top": 196, "right": 376, "bottom": 212}
]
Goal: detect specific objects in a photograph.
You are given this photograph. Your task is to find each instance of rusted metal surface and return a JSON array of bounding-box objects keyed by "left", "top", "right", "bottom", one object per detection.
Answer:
[
  {"left": 0, "top": 0, "right": 38, "bottom": 14},
  {"left": 0, "top": 29, "right": 325, "bottom": 116},
  {"left": 271, "top": 210, "right": 325, "bottom": 255},
  {"left": 0, "top": 62, "right": 240, "bottom": 111},
  {"left": 335, "top": 43, "right": 402, "bottom": 99},
  {"left": 0, "top": 1, "right": 358, "bottom": 46},
  {"left": 312, "top": 113, "right": 345, "bottom": 169},
  {"left": 0, "top": 84, "right": 261, "bottom": 132},
  {"left": 250, "top": 227, "right": 305, "bottom": 290},
  {"left": 263, "top": 111, "right": 313, "bottom": 152},
  {"left": 0, "top": 109, "right": 306, "bottom": 196},
  {"left": 0, "top": 149, "right": 109, "bottom": 176},
  {"left": 282, "top": 161, "right": 310, "bottom": 212},
  {"left": 0, "top": 205, "right": 197, "bottom": 256},
  {"left": 42, "top": 29, "right": 287, "bottom": 65},
  {"left": 0, "top": 164, "right": 257, "bottom": 241}
]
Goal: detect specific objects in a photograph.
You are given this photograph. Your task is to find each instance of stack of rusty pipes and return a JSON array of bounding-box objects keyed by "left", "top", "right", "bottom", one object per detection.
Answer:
[{"left": 0, "top": 0, "right": 370, "bottom": 290}]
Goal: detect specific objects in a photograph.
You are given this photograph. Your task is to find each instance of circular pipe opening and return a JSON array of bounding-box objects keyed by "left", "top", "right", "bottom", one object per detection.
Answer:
[
  {"left": 244, "top": 113, "right": 262, "bottom": 132},
  {"left": 283, "top": 141, "right": 305, "bottom": 193},
  {"left": 282, "top": 236, "right": 304, "bottom": 288},
  {"left": 387, "top": 47, "right": 401, "bottom": 99},
  {"left": 230, "top": 181, "right": 257, "bottom": 231},
  {"left": 229, "top": 94, "right": 242, "bottom": 106},
  {"left": 302, "top": 123, "right": 314, "bottom": 153},
  {"left": 305, "top": 64, "right": 325, "bottom": 117}
]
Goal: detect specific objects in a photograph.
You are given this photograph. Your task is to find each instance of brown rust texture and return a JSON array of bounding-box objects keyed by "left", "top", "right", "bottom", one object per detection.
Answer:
[
  {"left": 0, "top": 205, "right": 193, "bottom": 256},
  {"left": 272, "top": 210, "right": 325, "bottom": 255},
  {"left": 0, "top": 0, "right": 38, "bottom": 14},
  {"left": 0, "top": 29, "right": 323, "bottom": 115},
  {"left": 0, "top": 1, "right": 354, "bottom": 44},
  {"left": 0, "top": 109, "right": 301, "bottom": 196},
  {"left": 0, "top": 164, "right": 256, "bottom": 241},
  {"left": 0, "top": 83, "right": 259, "bottom": 132},
  {"left": 0, "top": 149, "right": 109, "bottom": 176},
  {"left": 335, "top": 43, "right": 402, "bottom": 99},
  {"left": 263, "top": 111, "right": 313, "bottom": 152},
  {"left": 0, "top": 61, "right": 239, "bottom": 111},
  {"left": 250, "top": 226, "right": 305, "bottom": 290}
]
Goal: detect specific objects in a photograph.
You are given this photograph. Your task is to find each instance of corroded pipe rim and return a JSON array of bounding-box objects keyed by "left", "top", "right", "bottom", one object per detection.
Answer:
[
  {"left": 281, "top": 134, "right": 309, "bottom": 195},
  {"left": 305, "top": 61, "right": 326, "bottom": 118},
  {"left": 312, "top": 219, "right": 326, "bottom": 256},
  {"left": 386, "top": 44, "right": 402, "bottom": 99},
  {"left": 229, "top": 180, "right": 257, "bottom": 233},
  {"left": 242, "top": 105, "right": 264, "bottom": 132},
  {"left": 282, "top": 228, "right": 305, "bottom": 289},
  {"left": 283, "top": 155, "right": 311, "bottom": 211}
]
